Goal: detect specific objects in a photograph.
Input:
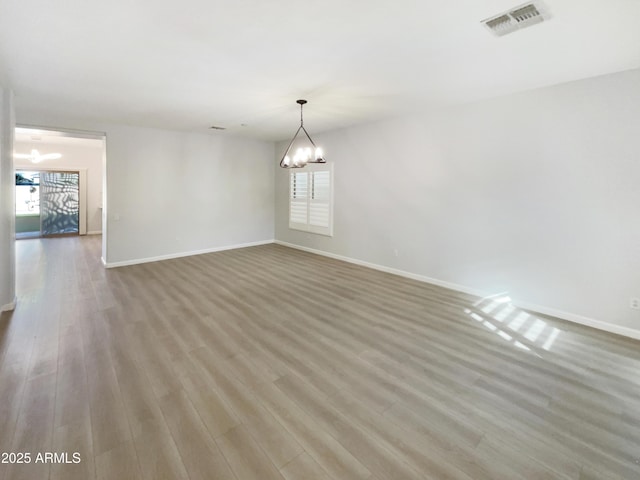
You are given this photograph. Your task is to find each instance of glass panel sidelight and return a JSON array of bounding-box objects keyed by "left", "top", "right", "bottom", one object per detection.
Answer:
[
  {"left": 40, "top": 171, "right": 80, "bottom": 236},
  {"left": 15, "top": 171, "right": 40, "bottom": 214}
]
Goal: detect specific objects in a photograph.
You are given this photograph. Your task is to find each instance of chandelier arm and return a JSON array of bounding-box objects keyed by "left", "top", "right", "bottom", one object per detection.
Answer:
[
  {"left": 279, "top": 125, "right": 304, "bottom": 167},
  {"left": 300, "top": 125, "right": 318, "bottom": 148}
]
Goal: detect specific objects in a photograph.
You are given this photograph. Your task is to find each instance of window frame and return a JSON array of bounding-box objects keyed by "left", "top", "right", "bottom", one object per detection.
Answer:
[{"left": 288, "top": 163, "right": 334, "bottom": 237}]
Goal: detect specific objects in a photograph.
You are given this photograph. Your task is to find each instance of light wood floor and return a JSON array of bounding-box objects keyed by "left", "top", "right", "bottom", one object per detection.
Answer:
[{"left": 1, "top": 236, "right": 640, "bottom": 480}]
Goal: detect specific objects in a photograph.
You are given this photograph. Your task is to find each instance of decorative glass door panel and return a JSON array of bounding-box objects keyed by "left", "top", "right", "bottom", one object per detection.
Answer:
[{"left": 40, "top": 171, "right": 79, "bottom": 236}]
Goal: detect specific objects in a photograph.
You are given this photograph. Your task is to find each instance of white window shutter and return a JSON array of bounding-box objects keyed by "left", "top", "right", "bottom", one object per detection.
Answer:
[
  {"left": 309, "top": 170, "right": 331, "bottom": 229},
  {"left": 288, "top": 165, "right": 333, "bottom": 236},
  {"left": 289, "top": 172, "right": 308, "bottom": 227}
]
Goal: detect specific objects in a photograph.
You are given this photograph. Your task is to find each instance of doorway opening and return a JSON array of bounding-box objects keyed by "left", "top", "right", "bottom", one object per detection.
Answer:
[{"left": 14, "top": 126, "right": 107, "bottom": 255}]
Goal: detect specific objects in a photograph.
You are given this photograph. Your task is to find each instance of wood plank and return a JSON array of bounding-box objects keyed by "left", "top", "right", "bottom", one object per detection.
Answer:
[
  {"left": 3, "top": 372, "right": 57, "bottom": 480},
  {"left": 217, "top": 425, "right": 285, "bottom": 480},
  {"left": 256, "top": 381, "right": 371, "bottom": 480},
  {"left": 95, "top": 441, "right": 141, "bottom": 480},
  {"left": 158, "top": 389, "right": 237, "bottom": 480},
  {"left": 50, "top": 418, "right": 96, "bottom": 480},
  {"left": 280, "top": 452, "right": 334, "bottom": 480},
  {"left": 190, "top": 346, "right": 304, "bottom": 468}
]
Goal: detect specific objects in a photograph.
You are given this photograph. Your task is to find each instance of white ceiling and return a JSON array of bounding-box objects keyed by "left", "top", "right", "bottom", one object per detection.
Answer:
[
  {"left": 14, "top": 128, "right": 104, "bottom": 148},
  {"left": 1, "top": 0, "right": 638, "bottom": 141}
]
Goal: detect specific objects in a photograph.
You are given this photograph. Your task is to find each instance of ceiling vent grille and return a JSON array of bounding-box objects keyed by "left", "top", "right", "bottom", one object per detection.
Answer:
[{"left": 482, "top": 2, "right": 548, "bottom": 36}]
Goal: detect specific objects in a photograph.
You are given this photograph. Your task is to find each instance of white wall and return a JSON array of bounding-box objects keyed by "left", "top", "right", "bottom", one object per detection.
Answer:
[
  {"left": 16, "top": 113, "right": 274, "bottom": 265},
  {"left": 15, "top": 140, "right": 104, "bottom": 234},
  {"left": 103, "top": 125, "right": 274, "bottom": 264},
  {"left": 275, "top": 69, "right": 640, "bottom": 335},
  {"left": 0, "top": 87, "right": 16, "bottom": 312}
]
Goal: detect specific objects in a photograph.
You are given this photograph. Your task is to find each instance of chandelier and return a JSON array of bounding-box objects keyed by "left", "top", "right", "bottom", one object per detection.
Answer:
[{"left": 280, "top": 99, "right": 325, "bottom": 168}]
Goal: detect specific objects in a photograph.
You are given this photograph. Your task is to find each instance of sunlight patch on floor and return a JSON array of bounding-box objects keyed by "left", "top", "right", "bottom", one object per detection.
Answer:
[{"left": 466, "top": 293, "right": 562, "bottom": 353}]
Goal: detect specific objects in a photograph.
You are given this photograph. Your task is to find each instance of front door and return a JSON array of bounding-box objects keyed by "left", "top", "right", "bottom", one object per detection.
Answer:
[{"left": 40, "top": 171, "right": 80, "bottom": 236}]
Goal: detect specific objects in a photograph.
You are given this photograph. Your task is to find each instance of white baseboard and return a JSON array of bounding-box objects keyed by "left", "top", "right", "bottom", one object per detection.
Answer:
[
  {"left": 1, "top": 296, "right": 17, "bottom": 313},
  {"left": 87, "top": 230, "right": 102, "bottom": 235},
  {"left": 275, "top": 240, "right": 640, "bottom": 341},
  {"left": 511, "top": 299, "right": 640, "bottom": 341},
  {"left": 104, "top": 239, "right": 275, "bottom": 268},
  {"left": 275, "top": 240, "right": 488, "bottom": 297}
]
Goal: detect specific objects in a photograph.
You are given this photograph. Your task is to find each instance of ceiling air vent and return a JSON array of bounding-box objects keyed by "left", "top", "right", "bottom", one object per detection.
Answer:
[{"left": 482, "top": 1, "right": 548, "bottom": 37}]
